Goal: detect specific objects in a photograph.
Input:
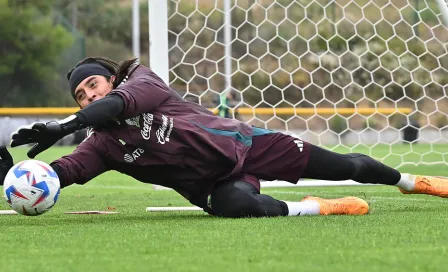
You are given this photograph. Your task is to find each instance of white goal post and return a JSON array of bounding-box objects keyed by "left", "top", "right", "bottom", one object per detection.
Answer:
[
  {"left": 437, "top": 0, "right": 448, "bottom": 26},
  {"left": 149, "top": 0, "right": 448, "bottom": 188}
]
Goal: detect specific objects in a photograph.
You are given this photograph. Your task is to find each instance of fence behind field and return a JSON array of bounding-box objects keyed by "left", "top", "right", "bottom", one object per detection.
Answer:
[{"left": 0, "top": 106, "right": 445, "bottom": 146}]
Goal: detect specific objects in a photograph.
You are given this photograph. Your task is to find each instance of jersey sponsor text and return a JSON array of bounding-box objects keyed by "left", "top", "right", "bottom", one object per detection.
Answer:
[
  {"left": 156, "top": 115, "right": 174, "bottom": 144},
  {"left": 124, "top": 148, "right": 145, "bottom": 163},
  {"left": 141, "top": 113, "right": 154, "bottom": 140}
]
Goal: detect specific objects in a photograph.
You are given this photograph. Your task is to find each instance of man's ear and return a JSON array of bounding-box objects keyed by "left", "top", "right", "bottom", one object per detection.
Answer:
[{"left": 110, "top": 75, "right": 116, "bottom": 84}]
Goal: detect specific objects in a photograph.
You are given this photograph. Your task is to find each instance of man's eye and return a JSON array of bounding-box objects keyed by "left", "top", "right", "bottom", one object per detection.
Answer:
[{"left": 90, "top": 82, "right": 97, "bottom": 88}]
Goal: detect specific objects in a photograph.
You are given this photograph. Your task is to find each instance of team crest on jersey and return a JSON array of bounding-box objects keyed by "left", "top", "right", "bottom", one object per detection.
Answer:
[
  {"left": 125, "top": 116, "right": 140, "bottom": 128},
  {"left": 125, "top": 113, "right": 154, "bottom": 140}
]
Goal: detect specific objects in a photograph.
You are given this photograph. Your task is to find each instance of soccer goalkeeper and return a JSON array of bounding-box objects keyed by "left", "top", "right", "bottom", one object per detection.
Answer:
[{"left": 2, "top": 57, "right": 448, "bottom": 218}]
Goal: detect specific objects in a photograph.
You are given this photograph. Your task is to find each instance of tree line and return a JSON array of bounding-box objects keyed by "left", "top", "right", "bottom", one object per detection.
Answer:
[{"left": 0, "top": 0, "right": 148, "bottom": 107}]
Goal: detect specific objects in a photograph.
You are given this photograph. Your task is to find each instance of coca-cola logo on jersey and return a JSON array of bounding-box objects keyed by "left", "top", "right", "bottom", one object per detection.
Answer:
[{"left": 140, "top": 113, "right": 154, "bottom": 140}]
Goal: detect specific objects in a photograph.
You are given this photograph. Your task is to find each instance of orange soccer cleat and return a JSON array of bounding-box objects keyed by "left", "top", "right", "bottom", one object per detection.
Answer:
[
  {"left": 301, "top": 196, "right": 369, "bottom": 215},
  {"left": 399, "top": 175, "right": 448, "bottom": 198}
]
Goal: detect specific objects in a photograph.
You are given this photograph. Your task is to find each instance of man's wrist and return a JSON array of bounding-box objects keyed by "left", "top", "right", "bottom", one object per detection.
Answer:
[{"left": 56, "top": 115, "right": 85, "bottom": 134}]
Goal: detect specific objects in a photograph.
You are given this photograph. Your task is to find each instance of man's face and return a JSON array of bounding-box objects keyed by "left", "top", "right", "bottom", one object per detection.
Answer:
[{"left": 74, "top": 75, "right": 114, "bottom": 108}]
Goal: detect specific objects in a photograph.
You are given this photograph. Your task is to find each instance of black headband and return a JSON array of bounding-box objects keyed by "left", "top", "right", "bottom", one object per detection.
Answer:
[{"left": 69, "top": 63, "right": 112, "bottom": 98}]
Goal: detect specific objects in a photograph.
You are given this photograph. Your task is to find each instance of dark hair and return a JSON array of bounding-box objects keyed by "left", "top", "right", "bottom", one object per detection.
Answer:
[{"left": 67, "top": 57, "right": 139, "bottom": 89}]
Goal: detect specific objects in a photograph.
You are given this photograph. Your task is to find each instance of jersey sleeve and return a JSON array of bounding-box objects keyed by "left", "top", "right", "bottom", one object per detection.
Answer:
[
  {"left": 111, "top": 69, "right": 172, "bottom": 118},
  {"left": 50, "top": 129, "right": 109, "bottom": 188}
]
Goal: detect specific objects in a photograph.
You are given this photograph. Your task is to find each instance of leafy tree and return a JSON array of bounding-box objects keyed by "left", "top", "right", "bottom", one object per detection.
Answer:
[
  {"left": 0, "top": 0, "right": 74, "bottom": 106},
  {"left": 53, "top": 0, "right": 148, "bottom": 62}
]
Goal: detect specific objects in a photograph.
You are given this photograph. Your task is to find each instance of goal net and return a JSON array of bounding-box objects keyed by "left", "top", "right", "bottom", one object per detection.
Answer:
[{"left": 149, "top": 0, "right": 448, "bottom": 187}]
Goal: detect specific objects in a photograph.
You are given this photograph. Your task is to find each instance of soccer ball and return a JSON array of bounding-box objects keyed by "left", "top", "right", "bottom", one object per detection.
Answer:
[{"left": 3, "top": 160, "right": 60, "bottom": 216}]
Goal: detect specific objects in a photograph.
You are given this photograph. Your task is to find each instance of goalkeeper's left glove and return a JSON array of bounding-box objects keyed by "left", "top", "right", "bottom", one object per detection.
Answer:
[{"left": 10, "top": 115, "right": 84, "bottom": 158}]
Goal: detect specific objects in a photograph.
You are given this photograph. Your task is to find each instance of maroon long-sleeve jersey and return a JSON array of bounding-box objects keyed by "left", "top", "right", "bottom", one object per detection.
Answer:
[{"left": 52, "top": 65, "right": 273, "bottom": 204}]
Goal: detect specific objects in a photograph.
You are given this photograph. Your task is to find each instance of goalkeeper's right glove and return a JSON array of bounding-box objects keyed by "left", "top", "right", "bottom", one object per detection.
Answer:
[
  {"left": 10, "top": 115, "right": 84, "bottom": 158},
  {"left": 0, "top": 145, "right": 13, "bottom": 186}
]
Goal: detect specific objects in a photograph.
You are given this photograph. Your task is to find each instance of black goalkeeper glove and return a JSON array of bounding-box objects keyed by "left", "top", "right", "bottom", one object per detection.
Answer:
[
  {"left": 0, "top": 145, "right": 14, "bottom": 186},
  {"left": 10, "top": 116, "right": 84, "bottom": 158}
]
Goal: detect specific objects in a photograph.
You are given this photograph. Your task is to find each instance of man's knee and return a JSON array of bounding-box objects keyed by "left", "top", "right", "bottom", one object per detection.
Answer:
[
  {"left": 210, "top": 182, "right": 262, "bottom": 218},
  {"left": 212, "top": 198, "right": 256, "bottom": 218}
]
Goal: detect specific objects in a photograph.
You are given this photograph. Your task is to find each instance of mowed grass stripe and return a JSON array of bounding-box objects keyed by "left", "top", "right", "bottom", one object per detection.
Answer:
[
  {"left": 0, "top": 147, "right": 447, "bottom": 271},
  {"left": 1, "top": 185, "right": 448, "bottom": 271}
]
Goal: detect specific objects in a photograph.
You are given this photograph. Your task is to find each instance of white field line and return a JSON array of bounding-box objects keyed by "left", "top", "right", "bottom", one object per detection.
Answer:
[
  {"left": 269, "top": 190, "right": 448, "bottom": 203},
  {"left": 261, "top": 180, "right": 370, "bottom": 187},
  {"left": 79, "top": 185, "right": 153, "bottom": 190},
  {"left": 151, "top": 180, "right": 377, "bottom": 190},
  {"left": 369, "top": 196, "right": 448, "bottom": 203},
  {"left": 265, "top": 190, "right": 394, "bottom": 194},
  {"left": 83, "top": 184, "right": 376, "bottom": 191},
  {"left": 83, "top": 186, "right": 448, "bottom": 203}
]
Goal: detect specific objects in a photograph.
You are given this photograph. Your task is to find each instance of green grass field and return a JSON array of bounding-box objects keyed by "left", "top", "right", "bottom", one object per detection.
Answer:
[{"left": 1, "top": 145, "right": 448, "bottom": 272}]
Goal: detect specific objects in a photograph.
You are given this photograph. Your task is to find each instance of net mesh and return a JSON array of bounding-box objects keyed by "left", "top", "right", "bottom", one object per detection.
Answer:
[{"left": 165, "top": 0, "right": 448, "bottom": 172}]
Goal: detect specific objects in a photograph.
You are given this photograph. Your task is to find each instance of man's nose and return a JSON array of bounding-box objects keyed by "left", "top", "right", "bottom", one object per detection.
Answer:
[{"left": 87, "top": 93, "right": 97, "bottom": 103}]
